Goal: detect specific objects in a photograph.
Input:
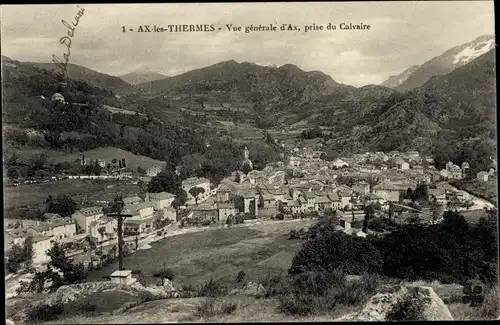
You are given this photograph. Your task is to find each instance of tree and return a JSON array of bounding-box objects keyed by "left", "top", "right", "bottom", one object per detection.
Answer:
[
  {"left": 26, "top": 241, "right": 88, "bottom": 293},
  {"left": 289, "top": 232, "right": 383, "bottom": 275},
  {"left": 148, "top": 171, "right": 187, "bottom": 207},
  {"left": 33, "top": 153, "right": 48, "bottom": 170},
  {"left": 364, "top": 204, "right": 376, "bottom": 221},
  {"left": 46, "top": 195, "right": 78, "bottom": 217},
  {"left": 234, "top": 195, "right": 245, "bottom": 212},
  {"left": 6, "top": 244, "right": 25, "bottom": 273},
  {"left": 97, "top": 227, "right": 106, "bottom": 247},
  {"left": 93, "top": 160, "right": 102, "bottom": 176},
  {"left": 429, "top": 199, "right": 442, "bottom": 225},
  {"left": 241, "top": 162, "right": 253, "bottom": 174},
  {"left": 412, "top": 184, "right": 429, "bottom": 202},
  {"left": 153, "top": 264, "right": 175, "bottom": 285},
  {"left": 189, "top": 187, "right": 205, "bottom": 205},
  {"left": 7, "top": 166, "right": 20, "bottom": 179},
  {"left": 405, "top": 188, "right": 414, "bottom": 201}
]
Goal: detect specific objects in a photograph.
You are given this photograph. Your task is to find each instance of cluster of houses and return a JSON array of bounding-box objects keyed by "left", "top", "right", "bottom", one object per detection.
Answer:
[
  {"left": 6, "top": 147, "right": 491, "bottom": 268},
  {"left": 184, "top": 149, "right": 480, "bottom": 228},
  {"left": 4, "top": 190, "right": 178, "bottom": 267}
]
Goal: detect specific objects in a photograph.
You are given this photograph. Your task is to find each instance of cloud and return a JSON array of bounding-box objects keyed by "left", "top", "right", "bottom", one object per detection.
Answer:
[{"left": 1, "top": 2, "right": 495, "bottom": 85}]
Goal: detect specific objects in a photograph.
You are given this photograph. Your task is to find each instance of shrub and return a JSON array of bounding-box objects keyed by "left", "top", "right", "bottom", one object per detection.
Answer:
[
  {"left": 198, "top": 278, "right": 225, "bottom": 297},
  {"left": 26, "top": 303, "right": 64, "bottom": 322},
  {"left": 335, "top": 281, "right": 371, "bottom": 306},
  {"left": 260, "top": 272, "right": 290, "bottom": 298},
  {"left": 153, "top": 267, "right": 175, "bottom": 281},
  {"left": 278, "top": 288, "right": 338, "bottom": 316},
  {"left": 289, "top": 232, "right": 383, "bottom": 276},
  {"left": 386, "top": 288, "right": 432, "bottom": 321},
  {"left": 288, "top": 229, "right": 299, "bottom": 240},
  {"left": 236, "top": 271, "right": 246, "bottom": 283},
  {"left": 196, "top": 298, "right": 237, "bottom": 318},
  {"left": 476, "top": 284, "right": 500, "bottom": 319},
  {"left": 79, "top": 300, "right": 97, "bottom": 313},
  {"left": 182, "top": 283, "right": 196, "bottom": 292},
  {"left": 138, "top": 290, "right": 158, "bottom": 303}
]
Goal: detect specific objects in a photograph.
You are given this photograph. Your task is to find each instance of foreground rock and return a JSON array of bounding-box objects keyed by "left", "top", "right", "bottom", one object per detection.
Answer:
[
  {"left": 335, "top": 285, "right": 453, "bottom": 321},
  {"left": 9, "top": 280, "right": 183, "bottom": 324}
]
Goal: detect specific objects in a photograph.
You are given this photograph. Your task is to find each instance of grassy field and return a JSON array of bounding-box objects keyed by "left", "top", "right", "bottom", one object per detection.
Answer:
[
  {"left": 451, "top": 178, "right": 498, "bottom": 205},
  {"left": 7, "top": 146, "right": 166, "bottom": 171},
  {"left": 87, "top": 220, "right": 314, "bottom": 287},
  {"left": 4, "top": 179, "right": 141, "bottom": 212}
]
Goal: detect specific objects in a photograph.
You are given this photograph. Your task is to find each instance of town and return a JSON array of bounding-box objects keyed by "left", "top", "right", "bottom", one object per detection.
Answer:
[{"left": 5, "top": 143, "right": 497, "bottom": 276}]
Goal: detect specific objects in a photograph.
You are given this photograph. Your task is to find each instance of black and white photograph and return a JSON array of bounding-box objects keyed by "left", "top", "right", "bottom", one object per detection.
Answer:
[{"left": 2, "top": 1, "right": 499, "bottom": 323}]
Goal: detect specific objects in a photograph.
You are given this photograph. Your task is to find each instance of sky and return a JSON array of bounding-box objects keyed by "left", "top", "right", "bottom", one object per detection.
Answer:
[{"left": 1, "top": 1, "right": 495, "bottom": 87}]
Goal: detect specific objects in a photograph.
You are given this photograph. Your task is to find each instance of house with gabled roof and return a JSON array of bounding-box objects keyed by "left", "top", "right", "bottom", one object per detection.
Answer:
[
  {"left": 314, "top": 195, "right": 332, "bottom": 212},
  {"left": 72, "top": 206, "right": 103, "bottom": 233},
  {"left": 217, "top": 202, "right": 238, "bottom": 223},
  {"left": 147, "top": 192, "right": 175, "bottom": 210}
]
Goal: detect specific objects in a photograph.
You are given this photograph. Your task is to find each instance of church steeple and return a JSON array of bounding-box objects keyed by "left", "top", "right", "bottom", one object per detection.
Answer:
[{"left": 241, "top": 146, "right": 253, "bottom": 170}]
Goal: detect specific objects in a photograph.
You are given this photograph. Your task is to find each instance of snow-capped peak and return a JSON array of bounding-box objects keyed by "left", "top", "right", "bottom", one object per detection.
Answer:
[{"left": 453, "top": 38, "right": 495, "bottom": 66}]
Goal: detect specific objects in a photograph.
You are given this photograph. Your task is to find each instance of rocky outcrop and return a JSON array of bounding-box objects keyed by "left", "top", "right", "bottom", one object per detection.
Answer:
[
  {"left": 335, "top": 285, "right": 453, "bottom": 321},
  {"left": 47, "top": 281, "right": 123, "bottom": 306},
  {"left": 229, "top": 281, "right": 267, "bottom": 297}
]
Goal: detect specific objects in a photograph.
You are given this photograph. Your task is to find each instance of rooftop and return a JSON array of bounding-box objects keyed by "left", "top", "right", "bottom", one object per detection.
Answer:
[
  {"left": 148, "top": 192, "right": 175, "bottom": 200},
  {"left": 123, "top": 196, "right": 143, "bottom": 204},
  {"left": 182, "top": 177, "right": 210, "bottom": 188},
  {"left": 110, "top": 270, "right": 132, "bottom": 277},
  {"left": 80, "top": 206, "right": 103, "bottom": 215}
]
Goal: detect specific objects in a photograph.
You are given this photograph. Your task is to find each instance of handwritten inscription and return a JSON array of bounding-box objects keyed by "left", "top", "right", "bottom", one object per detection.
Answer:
[{"left": 52, "top": 5, "right": 85, "bottom": 81}]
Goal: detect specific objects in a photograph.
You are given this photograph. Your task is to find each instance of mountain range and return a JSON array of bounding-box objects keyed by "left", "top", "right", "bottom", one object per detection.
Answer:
[
  {"left": 119, "top": 71, "right": 169, "bottom": 85},
  {"left": 1, "top": 34, "right": 496, "bottom": 161},
  {"left": 380, "top": 35, "right": 495, "bottom": 90},
  {"left": 25, "top": 61, "right": 138, "bottom": 95}
]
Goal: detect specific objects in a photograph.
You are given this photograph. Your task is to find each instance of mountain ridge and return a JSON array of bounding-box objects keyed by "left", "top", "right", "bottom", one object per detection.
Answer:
[
  {"left": 25, "top": 61, "right": 137, "bottom": 95},
  {"left": 395, "top": 34, "right": 495, "bottom": 91},
  {"left": 119, "top": 71, "right": 169, "bottom": 85}
]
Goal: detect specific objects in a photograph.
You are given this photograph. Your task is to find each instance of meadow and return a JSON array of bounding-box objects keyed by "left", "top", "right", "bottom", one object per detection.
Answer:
[
  {"left": 7, "top": 146, "right": 166, "bottom": 171},
  {"left": 4, "top": 179, "right": 141, "bottom": 212},
  {"left": 86, "top": 219, "right": 315, "bottom": 287}
]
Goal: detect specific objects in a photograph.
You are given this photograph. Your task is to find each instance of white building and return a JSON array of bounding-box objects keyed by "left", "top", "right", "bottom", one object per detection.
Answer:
[
  {"left": 32, "top": 235, "right": 53, "bottom": 265},
  {"left": 110, "top": 270, "right": 136, "bottom": 285},
  {"left": 182, "top": 177, "right": 211, "bottom": 204},
  {"left": 121, "top": 202, "right": 155, "bottom": 234},
  {"left": 71, "top": 206, "right": 104, "bottom": 233},
  {"left": 51, "top": 92, "right": 65, "bottom": 103},
  {"left": 477, "top": 171, "right": 489, "bottom": 182},
  {"left": 146, "top": 165, "right": 162, "bottom": 177},
  {"left": 26, "top": 219, "right": 76, "bottom": 241},
  {"left": 147, "top": 192, "right": 175, "bottom": 210},
  {"left": 332, "top": 159, "right": 349, "bottom": 169},
  {"left": 89, "top": 217, "right": 118, "bottom": 243},
  {"left": 289, "top": 156, "right": 301, "bottom": 167}
]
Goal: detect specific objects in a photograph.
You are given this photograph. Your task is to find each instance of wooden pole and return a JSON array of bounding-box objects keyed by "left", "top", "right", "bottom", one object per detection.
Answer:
[{"left": 117, "top": 212, "right": 124, "bottom": 271}]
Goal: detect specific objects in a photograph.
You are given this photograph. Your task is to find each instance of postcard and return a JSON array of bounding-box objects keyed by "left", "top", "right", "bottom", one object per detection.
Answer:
[{"left": 2, "top": 1, "right": 498, "bottom": 323}]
